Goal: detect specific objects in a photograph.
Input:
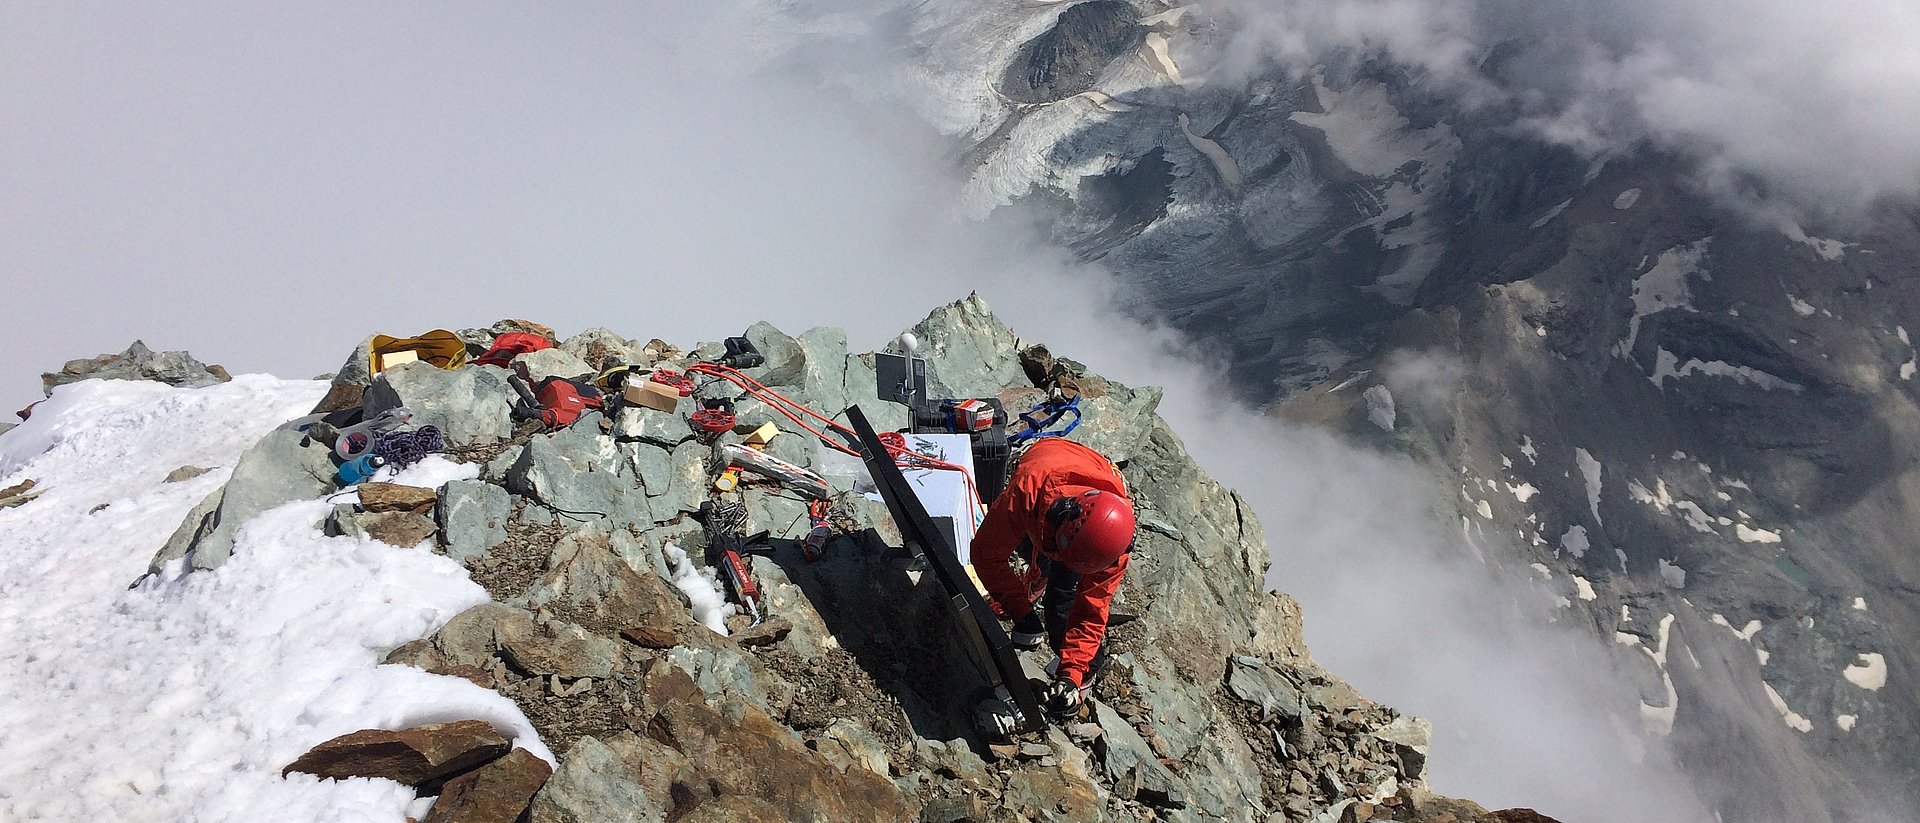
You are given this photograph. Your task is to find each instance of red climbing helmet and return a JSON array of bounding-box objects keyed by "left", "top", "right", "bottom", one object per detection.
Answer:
[{"left": 1048, "top": 489, "right": 1135, "bottom": 573}]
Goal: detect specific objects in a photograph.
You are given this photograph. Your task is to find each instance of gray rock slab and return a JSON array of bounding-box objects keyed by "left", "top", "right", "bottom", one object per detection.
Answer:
[
  {"left": 505, "top": 424, "right": 631, "bottom": 518},
  {"left": 149, "top": 429, "right": 336, "bottom": 573},
  {"left": 1065, "top": 384, "right": 1164, "bottom": 464},
  {"left": 513, "top": 348, "right": 594, "bottom": 382},
  {"left": 363, "top": 361, "right": 516, "bottom": 448},
  {"left": 1094, "top": 701, "right": 1187, "bottom": 809},
  {"left": 1227, "top": 655, "right": 1307, "bottom": 721},
  {"left": 654, "top": 440, "right": 710, "bottom": 518},
  {"left": 666, "top": 644, "right": 773, "bottom": 714},
  {"left": 608, "top": 405, "right": 691, "bottom": 449},
  {"left": 498, "top": 615, "right": 621, "bottom": 680},
  {"left": 438, "top": 479, "right": 510, "bottom": 565},
  {"left": 743, "top": 321, "right": 807, "bottom": 388},
  {"left": 797, "top": 327, "right": 853, "bottom": 416},
  {"left": 820, "top": 719, "right": 891, "bottom": 777},
  {"left": 560, "top": 327, "right": 642, "bottom": 370},
  {"left": 528, "top": 735, "right": 669, "bottom": 823},
  {"left": 624, "top": 441, "right": 675, "bottom": 496},
  {"left": 906, "top": 294, "right": 1029, "bottom": 398}
]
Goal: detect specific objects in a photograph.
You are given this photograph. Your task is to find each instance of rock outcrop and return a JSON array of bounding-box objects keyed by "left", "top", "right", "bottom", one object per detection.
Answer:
[
  {"left": 158, "top": 296, "right": 1556, "bottom": 822},
  {"left": 41, "top": 341, "right": 231, "bottom": 396}
]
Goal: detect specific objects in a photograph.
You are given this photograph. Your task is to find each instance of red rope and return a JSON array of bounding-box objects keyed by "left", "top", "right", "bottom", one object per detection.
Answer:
[{"left": 685, "top": 363, "right": 986, "bottom": 517}]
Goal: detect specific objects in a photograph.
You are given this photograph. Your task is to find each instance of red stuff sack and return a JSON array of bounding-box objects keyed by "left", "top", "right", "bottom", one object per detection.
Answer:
[{"left": 472, "top": 332, "right": 553, "bottom": 368}]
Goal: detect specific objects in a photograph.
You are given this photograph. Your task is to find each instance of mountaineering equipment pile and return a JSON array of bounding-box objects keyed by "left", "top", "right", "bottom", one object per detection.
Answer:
[
  {"left": 846, "top": 405, "right": 1045, "bottom": 735},
  {"left": 1008, "top": 394, "right": 1081, "bottom": 443},
  {"left": 876, "top": 346, "right": 1014, "bottom": 504},
  {"left": 333, "top": 407, "right": 415, "bottom": 461},
  {"left": 697, "top": 500, "right": 767, "bottom": 626},
  {"left": 331, "top": 407, "right": 417, "bottom": 485}
]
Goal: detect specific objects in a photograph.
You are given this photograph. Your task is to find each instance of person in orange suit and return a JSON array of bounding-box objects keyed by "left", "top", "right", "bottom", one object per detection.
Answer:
[{"left": 971, "top": 437, "right": 1136, "bottom": 719}]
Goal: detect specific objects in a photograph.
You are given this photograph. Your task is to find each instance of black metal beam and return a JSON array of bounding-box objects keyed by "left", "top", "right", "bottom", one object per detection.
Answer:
[{"left": 844, "top": 405, "right": 1044, "bottom": 729}]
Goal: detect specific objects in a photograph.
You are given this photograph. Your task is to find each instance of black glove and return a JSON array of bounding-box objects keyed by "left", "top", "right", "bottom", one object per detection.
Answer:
[{"left": 1042, "top": 677, "right": 1085, "bottom": 720}]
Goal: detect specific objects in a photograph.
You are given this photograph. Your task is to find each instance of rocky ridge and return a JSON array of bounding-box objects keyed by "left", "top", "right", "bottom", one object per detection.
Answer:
[{"left": 138, "top": 295, "right": 1555, "bottom": 822}]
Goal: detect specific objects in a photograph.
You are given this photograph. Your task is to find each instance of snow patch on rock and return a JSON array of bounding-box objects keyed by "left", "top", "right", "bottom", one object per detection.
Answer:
[
  {"left": 1619, "top": 240, "right": 1709, "bottom": 357},
  {"left": 1843, "top": 652, "right": 1888, "bottom": 691},
  {"left": 1763, "top": 682, "right": 1815, "bottom": 733},
  {"left": 1575, "top": 448, "right": 1603, "bottom": 525}
]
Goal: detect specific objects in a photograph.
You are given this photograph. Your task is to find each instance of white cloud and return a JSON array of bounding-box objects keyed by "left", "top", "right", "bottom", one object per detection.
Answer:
[{"left": 1207, "top": 0, "right": 1920, "bottom": 214}]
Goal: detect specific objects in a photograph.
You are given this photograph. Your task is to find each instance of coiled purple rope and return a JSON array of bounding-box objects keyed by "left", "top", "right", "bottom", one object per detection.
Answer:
[{"left": 373, "top": 426, "right": 444, "bottom": 469}]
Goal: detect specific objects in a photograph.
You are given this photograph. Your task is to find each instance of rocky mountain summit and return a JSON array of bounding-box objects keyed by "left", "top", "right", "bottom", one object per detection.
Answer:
[{"left": 130, "top": 296, "right": 1555, "bottom": 822}]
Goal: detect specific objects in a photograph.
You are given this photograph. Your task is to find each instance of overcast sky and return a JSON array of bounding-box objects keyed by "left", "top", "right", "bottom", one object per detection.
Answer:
[{"left": 0, "top": 3, "right": 993, "bottom": 412}]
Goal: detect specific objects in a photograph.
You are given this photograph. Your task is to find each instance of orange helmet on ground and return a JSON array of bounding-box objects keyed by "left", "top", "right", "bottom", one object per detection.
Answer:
[{"left": 1048, "top": 489, "right": 1135, "bottom": 573}]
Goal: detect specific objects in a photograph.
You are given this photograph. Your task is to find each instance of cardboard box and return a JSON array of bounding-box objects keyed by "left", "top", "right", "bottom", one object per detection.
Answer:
[
  {"left": 377, "top": 349, "right": 420, "bottom": 370},
  {"left": 624, "top": 379, "right": 682, "bottom": 413},
  {"left": 743, "top": 421, "right": 781, "bottom": 447}
]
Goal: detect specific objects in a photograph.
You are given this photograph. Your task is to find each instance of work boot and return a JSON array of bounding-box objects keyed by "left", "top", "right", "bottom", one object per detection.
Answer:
[{"left": 1011, "top": 612, "right": 1045, "bottom": 649}]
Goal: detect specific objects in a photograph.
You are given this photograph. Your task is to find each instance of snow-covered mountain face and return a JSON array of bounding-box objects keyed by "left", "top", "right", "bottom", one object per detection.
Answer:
[{"left": 760, "top": 1, "right": 1920, "bottom": 820}]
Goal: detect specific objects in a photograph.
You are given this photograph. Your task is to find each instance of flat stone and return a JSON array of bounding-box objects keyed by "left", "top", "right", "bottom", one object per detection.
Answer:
[
  {"left": 0, "top": 479, "right": 39, "bottom": 509},
  {"left": 1094, "top": 701, "right": 1187, "bottom": 809},
  {"left": 282, "top": 720, "right": 510, "bottom": 791},
  {"left": 498, "top": 617, "right": 621, "bottom": 681},
  {"left": 424, "top": 747, "right": 552, "bottom": 822},
  {"left": 820, "top": 718, "right": 891, "bottom": 777},
  {"left": 730, "top": 617, "right": 792, "bottom": 647},
  {"left": 164, "top": 465, "right": 212, "bottom": 483},
  {"left": 361, "top": 511, "right": 439, "bottom": 547},
  {"left": 360, "top": 482, "right": 439, "bottom": 514},
  {"left": 619, "top": 625, "right": 679, "bottom": 649}
]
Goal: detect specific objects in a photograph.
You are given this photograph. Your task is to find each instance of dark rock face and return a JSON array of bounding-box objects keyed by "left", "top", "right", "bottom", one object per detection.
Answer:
[
  {"left": 998, "top": 1, "right": 1143, "bottom": 104},
  {"left": 282, "top": 720, "right": 510, "bottom": 792},
  {"left": 41, "top": 340, "right": 230, "bottom": 396}
]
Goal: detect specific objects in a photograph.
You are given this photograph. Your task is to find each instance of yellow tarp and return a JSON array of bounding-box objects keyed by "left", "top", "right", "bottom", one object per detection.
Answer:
[{"left": 368, "top": 329, "right": 468, "bottom": 374}]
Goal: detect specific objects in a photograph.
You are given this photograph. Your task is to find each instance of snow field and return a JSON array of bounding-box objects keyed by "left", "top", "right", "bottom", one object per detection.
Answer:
[{"left": 0, "top": 377, "right": 547, "bottom": 822}]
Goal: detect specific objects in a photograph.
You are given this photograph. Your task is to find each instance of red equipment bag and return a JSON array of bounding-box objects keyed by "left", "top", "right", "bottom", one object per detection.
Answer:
[
  {"left": 472, "top": 332, "right": 553, "bottom": 368},
  {"left": 533, "top": 377, "right": 602, "bottom": 427}
]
